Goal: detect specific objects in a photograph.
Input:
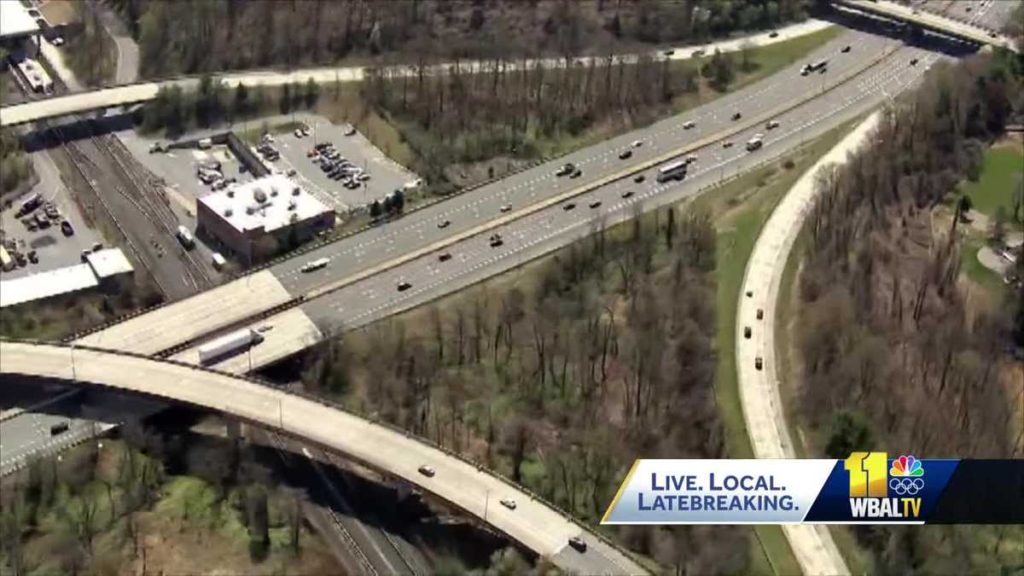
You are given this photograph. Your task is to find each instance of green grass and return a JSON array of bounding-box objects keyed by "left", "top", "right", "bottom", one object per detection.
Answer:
[
  {"left": 960, "top": 234, "right": 1005, "bottom": 293},
  {"left": 960, "top": 146, "right": 1024, "bottom": 223},
  {"left": 723, "top": 27, "right": 844, "bottom": 90},
  {"left": 239, "top": 120, "right": 307, "bottom": 145},
  {"left": 699, "top": 118, "right": 861, "bottom": 576}
]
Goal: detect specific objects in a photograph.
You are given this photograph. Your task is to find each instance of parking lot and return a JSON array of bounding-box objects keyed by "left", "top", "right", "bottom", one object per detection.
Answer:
[
  {"left": 268, "top": 115, "right": 417, "bottom": 210},
  {"left": 0, "top": 151, "right": 101, "bottom": 280}
]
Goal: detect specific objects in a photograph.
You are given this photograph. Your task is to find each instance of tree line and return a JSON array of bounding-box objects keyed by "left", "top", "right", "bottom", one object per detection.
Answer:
[
  {"left": 107, "top": 0, "right": 815, "bottom": 79},
  {"left": 303, "top": 204, "right": 755, "bottom": 573},
  {"left": 796, "top": 49, "right": 1024, "bottom": 572},
  {"left": 140, "top": 76, "right": 321, "bottom": 137},
  {"left": 0, "top": 130, "right": 33, "bottom": 196}
]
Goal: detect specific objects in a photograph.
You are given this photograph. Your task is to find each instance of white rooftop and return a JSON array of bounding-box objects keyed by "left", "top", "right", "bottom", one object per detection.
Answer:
[
  {"left": 0, "top": 264, "right": 97, "bottom": 308},
  {"left": 86, "top": 248, "right": 134, "bottom": 278},
  {"left": 199, "top": 174, "right": 331, "bottom": 234},
  {"left": 0, "top": 2, "right": 40, "bottom": 39}
]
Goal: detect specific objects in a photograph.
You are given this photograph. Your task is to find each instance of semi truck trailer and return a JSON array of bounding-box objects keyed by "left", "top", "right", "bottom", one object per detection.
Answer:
[{"left": 197, "top": 328, "right": 264, "bottom": 365}]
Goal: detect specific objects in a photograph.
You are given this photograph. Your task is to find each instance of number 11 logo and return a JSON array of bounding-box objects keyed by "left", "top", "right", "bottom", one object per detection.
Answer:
[{"left": 845, "top": 452, "right": 888, "bottom": 498}]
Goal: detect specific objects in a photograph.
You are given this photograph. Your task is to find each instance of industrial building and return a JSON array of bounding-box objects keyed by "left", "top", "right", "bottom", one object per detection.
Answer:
[
  {"left": 0, "top": 248, "right": 135, "bottom": 308},
  {"left": 196, "top": 174, "right": 335, "bottom": 264}
]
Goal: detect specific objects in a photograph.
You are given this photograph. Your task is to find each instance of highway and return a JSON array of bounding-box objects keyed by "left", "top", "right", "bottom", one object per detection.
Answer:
[
  {"left": 0, "top": 340, "right": 646, "bottom": 576},
  {"left": 834, "top": 0, "right": 1018, "bottom": 50},
  {"left": 1, "top": 1, "right": 1016, "bottom": 572},
  {"left": 74, "top": 27, "right": 909, "bottom": 359},
  {"left": 0, "top": 19, "right": 833, "bottom": 128}
]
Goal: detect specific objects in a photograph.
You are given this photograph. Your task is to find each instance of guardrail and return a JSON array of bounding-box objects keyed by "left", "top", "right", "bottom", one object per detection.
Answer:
[{"left": 0, "top": 337, "right": 649, "bottom": 573}]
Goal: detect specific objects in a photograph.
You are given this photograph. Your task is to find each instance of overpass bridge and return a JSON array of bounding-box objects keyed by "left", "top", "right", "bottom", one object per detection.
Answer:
[
  {"left": 832, "top": 0, "right": 1018, "bottom": 51},
  {"left": 0, "top": 339, "right": 648, "bottom": 575}
]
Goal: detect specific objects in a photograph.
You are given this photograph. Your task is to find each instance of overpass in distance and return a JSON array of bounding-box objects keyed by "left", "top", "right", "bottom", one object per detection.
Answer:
[
  {"left": 832, "top": 0, "right": 1018, "bottom": 50},
  {"left": 0, "top": 339, "right": 647, "bottom": 576}
]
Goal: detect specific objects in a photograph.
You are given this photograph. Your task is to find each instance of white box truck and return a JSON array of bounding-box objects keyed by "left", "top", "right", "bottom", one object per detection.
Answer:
[{"left": 197, "top": 328, "right": 264, "bottom": 365}]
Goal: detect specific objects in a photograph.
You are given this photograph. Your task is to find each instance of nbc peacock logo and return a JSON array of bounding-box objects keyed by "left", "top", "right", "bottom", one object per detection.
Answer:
[{"left": 888, "top": 455, "right": 925, "bottom": 496}]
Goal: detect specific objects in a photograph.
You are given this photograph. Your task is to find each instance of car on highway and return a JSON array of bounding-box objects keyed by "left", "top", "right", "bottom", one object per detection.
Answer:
[
  {"left": 633, "top": 174, "right": 646, "bottom": 183},
  {"left": 685, "top": 154, "right": 698, "bottom": 164},
  {"left": 397, "top": 281, "right": 412, "bottom": 292},
  {"left": 589, "top": 200, "right": 602, "bottom": 209},
  {"left": 663, "top": 49, "right": 674, "bottom": 56},
  {"left": 301, "top": 258, "right": 330, "bottom": 273},
  {"left": 682, "top": 120, "right": 696, "bottom": 129},
  {"left": 723, "top": 140, "right": 734, "bottom": 148},
  {"left": 755, "top": 357, "right": 763, "bottom": 371},
  {"left": 621, "top": 190, "right": 635, "bottom": 199},
  {"left": 766, "top": 120, "right": 780, "bottom": 130},
  {"left": 418, "top": 465, "right": 435, "bottom": 477},
  {"left": 500, "top": 204, "right": 512, "bottom": 213},
  {"left": 500, "top": 498, "right": 517, "bottom": 510},
  {"left": 50, "top": 422, "right": 70, "bottom": 436},
  {"left": 757, "top": 308, "right": 764, "bottom": 320},
  {"left": 438, "top": 253, "right": 452, "bottom": 262},
  {"left": 569, "top": 536, "right": 588, "bottom": 553},
  {"left": 489, "top": 233, "right": 504, "bottom": 247},
  {"left": 841, "top": 45, "right": 852, "bottom": 53},
  {"left": 556, "top": 163, "right": 575, "bottom": 177},
  {"left": 744, "top": 326, "right": 751, "bottom": 339},
  {"left": 570, "top": 167, "right": 583, "bottom": 179},
  {"left": 769, "top": 30, "right": 779, "bottom": 38},
  {"left": 693, "top": 48, "right": 705, "bottom": 57},
  {"left": 731, "top": 112, "right": 742, "bottom": 121},
  {"left": 437, "top": 219, "right": 451, "bottom": 229},
  {"left": 344, "top": 124, "right": 357, "bottom": 136},
  {"left": 619, "top": 149, "right": 633, "bottom": 160},
  {"left": 910, "top": 58, "right": 919, "bottom": 66},
  {"left": 631, "top": 140, "right": 643, "bottom": 148},
  {"left": 563, "top": 203, "right": 576, "bottom": 211},
  {"left": 60, "top": 220, "right": 74, "bottom": 236}
]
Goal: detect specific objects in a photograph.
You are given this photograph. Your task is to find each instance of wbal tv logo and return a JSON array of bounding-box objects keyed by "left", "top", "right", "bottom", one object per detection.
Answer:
[{"left": 845, "top": 452, "right": 924, "bottom": 519}]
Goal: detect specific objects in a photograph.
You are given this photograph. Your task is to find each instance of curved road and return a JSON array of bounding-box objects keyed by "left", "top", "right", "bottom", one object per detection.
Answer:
[{"left": 0, "top": 339, "right": 646, "bottom": 576}]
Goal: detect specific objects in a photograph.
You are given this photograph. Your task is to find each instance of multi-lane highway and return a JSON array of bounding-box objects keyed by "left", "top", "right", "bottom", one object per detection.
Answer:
[
  {"left": 2, "top": 1, "right": 1018, "bottom": 572},
  {"left": 0, "top": 340, "right": 646, "bottom": 575}
]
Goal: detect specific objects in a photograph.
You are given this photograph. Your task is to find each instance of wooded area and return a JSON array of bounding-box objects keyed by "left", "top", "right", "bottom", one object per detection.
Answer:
[
  {"left": 0, "top": 130, "right": 34, "bottom": 196},
  {"left": 107, "top": 0, "right": 815, "bottom": 78},
  {"left": 796, "top": 50, "right": 1024, "bottom": 571},
  {"left": 0, "top": 425, "right": 328, "bottom": 575},
  {"left": 302, "top": 203, "right": 754, "bottom": 572}
]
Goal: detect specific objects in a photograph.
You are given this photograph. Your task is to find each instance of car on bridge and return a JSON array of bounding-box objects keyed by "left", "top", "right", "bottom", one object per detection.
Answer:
[
  {"left": 500, "top": 498, "right": 517, "bottom": 510},
  {"left": 569, "top": 536, "right": 588, "bottom": 552},
  {"left": 418, "top": 465, "right": 435, "bottom": 477}
]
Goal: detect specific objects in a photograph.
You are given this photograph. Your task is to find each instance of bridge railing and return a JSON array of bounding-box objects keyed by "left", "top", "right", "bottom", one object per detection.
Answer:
[{"left": 2, "top": 337, "right": 650, "bottom": 573}]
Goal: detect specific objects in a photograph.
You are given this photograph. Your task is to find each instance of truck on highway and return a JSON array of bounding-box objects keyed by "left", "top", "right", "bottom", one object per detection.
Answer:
[
  {"left": 656, "top": 160, "right": 688, "bottom": 183},
  {"left": 176, "top": 225, "right": 195, "bottom": 249},
  {"left": 746, "top": 134, "right": 764, "bottom": 152},
  {"left": 801, "top": 59, "right": 828, "bottom": 76},
  {"left": 301, "top": 257, "right": 330, "bottom": 273},
  {"left": 197, "top": 328, "right": 265, "bottom": 365}
]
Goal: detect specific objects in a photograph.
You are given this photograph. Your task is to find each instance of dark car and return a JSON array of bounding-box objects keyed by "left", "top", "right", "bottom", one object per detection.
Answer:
[
  {"left": 618, "top": 149, "right": 633, "bottom": 160},
  {"left": 621, "top": 190, "right": 635, "bottom": 199},
  {"left": 841, "top": 45, "right": 851, "bottom": 53},
  {"left": 663, "top": 49, "right": 675, "bottom": 56},
  {"left": 744, "top": 326, "right": 752, "bottom": 339},
  {"left": 731, "top": 112, "right": 742, "bottom": 121},
  {"left": 489, "top": 233, "right": 504, "bottom": 248},
  {"left": 562, "top": 203, "right": 576, "bottom": 211},
  {"left": 50, "top": 422, "right": 69, "bottom": 436},
  {"left": 27, "top": 250, "right": 38, "bottom": 264},
  {"left": 569, "top": 536, "right": 588, "bottom": 553},
  {"left": 438, "top": 253, "right": 452, "bottom": 262},
  {"left": 634, "top": 174, "right": 646, "bottom": 183},
  {"left": 910, "top": 58, "right": 919, "bottom": 66},
  {"left": 570, "top": 167, "right": 582, "bottom": 179},
  {"left": 755, "top": 357, "right": 763, "bottom": 371},
  {"left": 589, "top": 201, "right": 602, "bottom": 209},
  {"left": 556, "top": 163, "right": 575, "bottom": 177},
  {"left": 397, "top": 281, "right": 412, "bottom": 292},
  {"left": 756, "top": 308, "right": 764, "bottom": 320},
  {"left": 769, "top": 31, "right": 779, "bottom": 38}
]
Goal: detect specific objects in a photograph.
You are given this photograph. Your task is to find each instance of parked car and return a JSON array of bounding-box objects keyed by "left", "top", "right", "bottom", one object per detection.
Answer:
[{"left": 60, "top": 220, "right": 74, "bottom": 236}]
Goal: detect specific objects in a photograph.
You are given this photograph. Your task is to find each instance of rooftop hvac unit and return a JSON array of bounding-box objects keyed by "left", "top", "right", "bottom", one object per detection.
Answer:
[
  {"left": 287, "top": 199, "right": 297, "bottom": 210},
  {"left": 227, "top": 189, "right": 234, "bottom": 197},
  {"left": 253, "top": 188, "right": 267, "bottom": 203},
  {"left": 289, "top": 212, "right": 299, "bottom": 223},
  {"left": 224, "top": 208, "right": 233, "bottom": 217},
  {"left": 292, "top": 187, "right": 301, "bottom": 196},
  {"left": 270, "top": 189, "right": 278, "bottom": 197},
  {"left": 246, "top": 206, "right": 255, "bottom": 215}
]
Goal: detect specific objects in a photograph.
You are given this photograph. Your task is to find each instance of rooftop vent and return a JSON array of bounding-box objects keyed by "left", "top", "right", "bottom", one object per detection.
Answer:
[
  {"left": 246, "top": 206, "right": 255, "bottom": 215},
  {"left": 270, "top": 188, "right": 278, "bottom": 197},
  {"left": 253, "top": 188, "right": 267, "bottom": 203},
  {"left": 287, "top": 199, "right": 297, "bottom": 210},
  {"left": 289, "top": 212, "right": 299, "bottom": 223},
  {"left": 224, "top": 208, "right": 233, "bottom": 217},
  {"left": 227, "top": 189, "right": 234, "bottom": 198},
  {"left": 292, "top": 187, "right": 301, "bottom": 196}
]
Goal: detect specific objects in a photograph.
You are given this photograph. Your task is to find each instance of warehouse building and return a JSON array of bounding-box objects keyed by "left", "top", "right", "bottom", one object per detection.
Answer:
[{"left": 196, "top": 174, "right": 335, "bottom": 264}]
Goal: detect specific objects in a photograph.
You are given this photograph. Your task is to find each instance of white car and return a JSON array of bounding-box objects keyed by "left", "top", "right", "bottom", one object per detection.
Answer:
[
  {"left": 418, "top": 465, "right": 435, "bottom": 477},
  {"left": 500, "top": 204, "right": 512, "bottom": 213},
  {"left": 301, "top": 258, "right": 330, "bottom": 273},
  {"left": 631, "top": 140, "right": 643, "bottom": 148},
  {"left": 500, "top": 498, "right": 517, "bottom": 510},
  {"left": 294, "top": 129, "right": 304, "bottom": 138},
  {"left": 766, "top": 120, "right": 780, "bottom": 130},
  {"left": 682, "top": 120, "right": 696, "bottom": 130}
]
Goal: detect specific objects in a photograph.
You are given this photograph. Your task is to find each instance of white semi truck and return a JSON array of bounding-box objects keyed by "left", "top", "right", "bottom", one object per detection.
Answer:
[{"left": 197, "top": 328, "right": 264, "bottom": 365}]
